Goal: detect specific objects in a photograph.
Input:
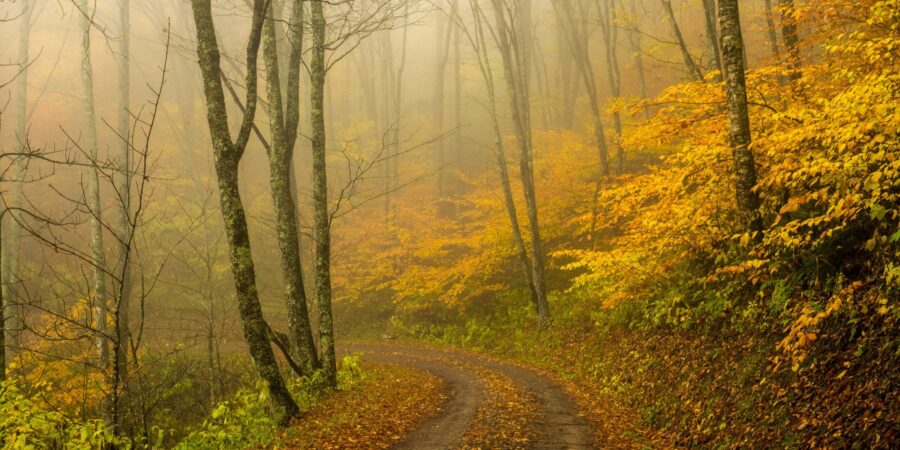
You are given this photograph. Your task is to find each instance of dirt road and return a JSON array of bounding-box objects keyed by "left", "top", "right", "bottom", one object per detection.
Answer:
[{"left": 342, "top": 343, "right": 594, "bottom": 449}]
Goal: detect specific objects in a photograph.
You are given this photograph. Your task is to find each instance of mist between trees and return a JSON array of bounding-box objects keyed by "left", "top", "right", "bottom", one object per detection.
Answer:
[{"left": 0, "top": 0, "right": 897, "bottom": 448}]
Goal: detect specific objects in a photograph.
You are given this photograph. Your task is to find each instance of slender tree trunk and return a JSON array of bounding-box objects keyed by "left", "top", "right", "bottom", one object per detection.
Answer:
[
  {"left": 390, "top": 5, "right": 409, "bottom": 224},
  {"left": 310, "top": 0, "right": 337, "bottom": 388},
  {"left": 78, "top": 0, "right": 114, "bottom": 429},
  {"left": 190, "top": 0, "right": 299, "bottom": 425},
  {"left": 262, "top": 0, "right": 320, "bottom": 375},
  {"left": 659, "top": 0, "right": 704, "bottom": 81},
  {"left": 491, "top": 0, "right": 550, "bottom": 326},
  {"left": 701, "top": 0, "right": 723, "bottom": 76},
  {"left": 115, "top": 0, "right": 133, "bottom": 415},
  {"left": 0, "top": 221, "right": 5, "bottom": 381},
  {"left": 554, "top": 0, "right": 610, "bottom": 176},
  {"left": 598, "top": 0, "right": 624, "bottom": 173},
  {"left": 3, "top": 0, "right": 33, "bottom": 362},
  {"left": 469, "top": 0, "right": 540, "bottom": 314},
  {"left": 763, "top": 0, "right": 781, "bottom": 60},
  {"left": 718, "top": 0, "right": 763, "bottom": 234},
  {"left": 622, "top": 0, "right": 649, "bottom": 119},
  {"left": 434, "top": 5, "right": 453, "bottom": 213}
]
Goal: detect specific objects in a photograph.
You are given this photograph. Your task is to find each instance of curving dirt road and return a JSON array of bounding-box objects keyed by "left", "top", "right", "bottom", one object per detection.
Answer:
[{"left": 341, "top": 343, "right": 594, "bottom": 450}]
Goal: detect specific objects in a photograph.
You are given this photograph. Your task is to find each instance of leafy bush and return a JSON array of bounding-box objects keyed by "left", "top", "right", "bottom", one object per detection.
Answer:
[
  {"left": 0, "top": 380, "right": 124, "bottom": 450},
  {"left": 175, "top": 355, "right": 367, "bottom": 449}
]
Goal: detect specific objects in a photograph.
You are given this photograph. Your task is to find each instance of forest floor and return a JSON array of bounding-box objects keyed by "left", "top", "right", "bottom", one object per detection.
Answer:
[{"left": 337, "top": 342, "right": 594, "bottom": 449}]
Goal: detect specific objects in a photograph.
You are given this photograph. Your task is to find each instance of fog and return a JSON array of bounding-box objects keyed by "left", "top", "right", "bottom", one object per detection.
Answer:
[{"left": 0, "top": 0, "right": 813, "bottom": 444}]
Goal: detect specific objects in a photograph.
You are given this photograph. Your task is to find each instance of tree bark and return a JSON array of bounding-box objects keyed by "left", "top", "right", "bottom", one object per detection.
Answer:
[
  {"left": 718, "top": 0, "right": 763, "bottom": 234},
  {"left": 262, "top": 0, "right": 320, "bottom": 376},
  {"left": 190, "top": 0, "right": 299, "bottom": 425},
  {"left": 310, "top": 0, "right": 337, "bottom": 388}
]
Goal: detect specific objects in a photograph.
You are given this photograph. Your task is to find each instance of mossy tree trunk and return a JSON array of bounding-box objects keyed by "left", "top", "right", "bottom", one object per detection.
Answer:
[
  {"left": 310, "top": 0, "right": 337, "bottom": 388},
  {"left": 189, "top": 0, "right": 300, "bottom": 425},
  {"left": 262, "top": 0, "right": 320, "bottom": 376}
]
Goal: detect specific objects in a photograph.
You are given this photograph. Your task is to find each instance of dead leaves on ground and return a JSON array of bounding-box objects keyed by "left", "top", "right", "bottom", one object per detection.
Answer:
[{"left": 275, "top": 363, "right": 446, "bottom": 449}]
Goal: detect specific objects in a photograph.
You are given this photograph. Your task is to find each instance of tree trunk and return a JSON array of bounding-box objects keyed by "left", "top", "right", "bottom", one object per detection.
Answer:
[
  {"left": 469, "top": 0, "right": 541, "bottom": 314},
  {"left": 190, "top": 0, "right": 299, "bottom": 425},
  {"left": 115, "top": 0, "right": 133, "bottom": 413},
  {"left": 718, "top": 0, "right": 763, "bottom": 234},
  {"left": 78, "top": 0, "right": 114, "bottom": 429},
  {"left": 763, "top": 0, "right": 781, "bottom": 60},
  {"left": 553, "top": 0, "right": 610, "bottom": 176},
  {"left": 701, "top": 0, "right": 723, "bottom": 76},
  {"left": 2, "top": 0, "right": 33, "bottom": 363},
  {"left": 310, "top": 0, "right": 337, "bottom": 388},
  {"left": 622, "top": 0, "right": 649, "bottom": 119},
  {"left": 598, "top": 0, "right": 624, "bottom": 173},
  {"left": 659, "top": 0, "right": 704, "bottom": 81},
  {"left": 434, "top": 5, "right": 453, "bottom": 214},
  {"left": 491, "top": 0, "right": 550, "bottom": 326},
  {"left": 262, "top": 0, "right": 320, "bottom": 376}
]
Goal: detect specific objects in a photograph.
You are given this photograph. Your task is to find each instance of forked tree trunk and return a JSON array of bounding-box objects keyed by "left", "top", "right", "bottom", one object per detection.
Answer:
[
  {"left": 190, "top": 0, "right": 299, "bottom": 425},
  {"left": 261, "top": 0, "right": 320, "bottom": 375},
  {"left": 468, "top": 0, "right": 541, "bottom": 314},
  {"left": 491, "top": 0, "right": 550, "bottom": 326}
]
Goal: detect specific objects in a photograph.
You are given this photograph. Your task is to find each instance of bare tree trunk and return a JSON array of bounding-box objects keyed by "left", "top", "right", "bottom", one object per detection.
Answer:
[
  {"left": 718, "top": 0, "right": 763, "bottom": 234},
  {"left": 262, "top": 0, "right": 320, "bottom": 376},
  {"left": 491, "top": 0, "right": 550, "bottom": 326},
  {"left": 2, "top": 0, "right": 33, "bottom": 363},
  {"left": 115, "top": 0, "right": 133, "bottom": 416},
  {"left": 763, "top": 0, "right": 781, "bottom": 60},
  {"left": 434, "top": 4, "right": 453, "bottom": 214},
  {"left": 468, "top": 0, "right": 540, "bottom": 315},
  {"left": 598, "top": 0, "right": 624, "bottom": 173},
  {"left": 77, "top": 0, "right": 114, "bottom": 429},
  {"left": 553, "top": 0, "right": 610, "bottom": 176},
  {"left": 659, "top": 0, "right": 704, "bottom": 81},
  {"left": 310, "top": 0, "right": 337, "bottom": 388},
  {"left": 190, "top": 0, "right": 300, "bottom": 425},
  {"left": 622, "top": 0, "right": 649, "bottom": 119},
  {"left": 701, "top": 0, "right": 723, "bottom": 76},
  {"left": 390, "top": 7, "right": 409, "bottom": 223}
]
